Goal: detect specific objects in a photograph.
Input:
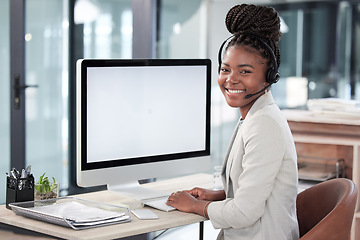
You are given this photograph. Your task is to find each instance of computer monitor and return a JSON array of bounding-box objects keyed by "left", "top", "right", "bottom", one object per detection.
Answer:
[{"left": 76, "top": 59, "right": 211, "bottom": 200}]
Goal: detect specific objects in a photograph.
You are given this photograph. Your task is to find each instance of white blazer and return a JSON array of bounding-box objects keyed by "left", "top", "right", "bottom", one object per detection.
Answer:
[{"left": 207, "top": 91, "right": 299, "bottom": 240}]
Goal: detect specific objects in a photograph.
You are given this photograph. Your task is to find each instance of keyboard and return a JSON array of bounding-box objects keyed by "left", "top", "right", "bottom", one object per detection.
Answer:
[{"left": 143, "top": 197, "right": 176, "bottom": 212}]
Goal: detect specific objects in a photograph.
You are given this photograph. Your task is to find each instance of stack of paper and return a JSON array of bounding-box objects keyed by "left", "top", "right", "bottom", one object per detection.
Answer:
[
  {"left": 307, "top": 98, "right": 360, "bottom": 118},
  {"left": 33, "top": 201, "right": 130, "bottom": 227}
]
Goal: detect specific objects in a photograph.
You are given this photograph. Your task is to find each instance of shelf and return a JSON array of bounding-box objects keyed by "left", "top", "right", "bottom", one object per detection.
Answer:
[
  {"left": 283, "top": 110, "right": 360, "bottom": 240},
  {"left": 282, "top": 109, "right": 360, "bottom": 126},
  {"left": 298, "top": 157, "right": 345, "bottom": 181},
  {"left": 293, "top": 133, "right": 360, "bottom": 146}
]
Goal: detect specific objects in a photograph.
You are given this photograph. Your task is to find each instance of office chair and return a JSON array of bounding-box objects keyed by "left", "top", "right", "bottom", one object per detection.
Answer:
[{"left": 297, "top": 178, "right": 358, "bottom": 240}]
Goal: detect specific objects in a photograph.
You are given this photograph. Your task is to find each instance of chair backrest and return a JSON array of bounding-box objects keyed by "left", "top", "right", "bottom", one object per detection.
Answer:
[{"left": 296, "top": 178, "right": 358, "bottom": 240}]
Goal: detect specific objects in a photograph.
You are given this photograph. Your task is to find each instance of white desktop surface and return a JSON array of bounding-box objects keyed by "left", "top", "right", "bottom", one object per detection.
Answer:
[{"left": 0, "top": 173, "right": 213, "bottom": 240}]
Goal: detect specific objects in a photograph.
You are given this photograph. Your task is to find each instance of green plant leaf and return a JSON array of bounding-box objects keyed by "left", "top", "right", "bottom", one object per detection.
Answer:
[{"left": 35, "top": 173, "right": 56, "bottom": 194}]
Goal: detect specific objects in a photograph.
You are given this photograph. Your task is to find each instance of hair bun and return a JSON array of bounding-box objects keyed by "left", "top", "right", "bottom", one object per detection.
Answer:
[{"left": 225, "top": 4, "right": 281, "bottom": 43}]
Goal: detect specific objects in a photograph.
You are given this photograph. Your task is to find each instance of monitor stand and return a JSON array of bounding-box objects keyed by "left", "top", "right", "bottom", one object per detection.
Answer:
[{"left": 107, "top": 181, "right": 171, "bottom": 201}]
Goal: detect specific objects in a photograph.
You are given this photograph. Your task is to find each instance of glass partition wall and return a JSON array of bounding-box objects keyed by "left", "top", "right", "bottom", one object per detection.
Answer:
[
  {"left": 74, "top": 0, "right": 133, "bottom": 59},
  {"left": 0, "top": 0, "right": 10, "bottom": 204},
  {"left": 274, "top": 1, "right": 359, "bottom": 107},
  {"left": 157, "top": 0, "right": 207, "bottom": 59},
  {"left": 355, "top": 3, "right": 360, "bottom": 99},
  {"left": 24, "top": 0, "right": 69, "bottom": 194}
]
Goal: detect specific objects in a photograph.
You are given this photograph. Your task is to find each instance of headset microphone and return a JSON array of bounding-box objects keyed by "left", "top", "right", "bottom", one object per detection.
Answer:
[{"left": 244, "top": 84, "right": 272, "bottom": 99}]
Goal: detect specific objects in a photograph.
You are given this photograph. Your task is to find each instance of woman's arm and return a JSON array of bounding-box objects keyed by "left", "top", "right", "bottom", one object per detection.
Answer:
[{"left": 186, "top": 187, "right": 226, "bottom": 201}]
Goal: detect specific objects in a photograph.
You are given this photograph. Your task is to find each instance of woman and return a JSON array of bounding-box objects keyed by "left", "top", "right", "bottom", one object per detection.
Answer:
[{"left": 167, "top": 4, "right": 299, "bottom": 240}]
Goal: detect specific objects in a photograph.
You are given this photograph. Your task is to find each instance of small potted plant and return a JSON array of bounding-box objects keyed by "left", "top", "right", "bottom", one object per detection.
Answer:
[{"left": 34, "top": 173, "right": 59, "bottom": 201}]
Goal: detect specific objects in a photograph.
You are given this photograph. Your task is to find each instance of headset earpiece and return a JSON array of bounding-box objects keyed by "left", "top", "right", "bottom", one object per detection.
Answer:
[{"left": 266, "top": 66, "right": 280, "bottom": 84}]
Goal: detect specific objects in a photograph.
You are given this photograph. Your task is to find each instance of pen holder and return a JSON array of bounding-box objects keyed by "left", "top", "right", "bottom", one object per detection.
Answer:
[{"left": 6, "top": 174, "right": 34, "bottom": 210}]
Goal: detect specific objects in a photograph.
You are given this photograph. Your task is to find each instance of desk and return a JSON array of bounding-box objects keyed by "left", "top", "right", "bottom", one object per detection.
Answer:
[
  {"left": 0, "top": 173, "right": 213, "bottom": 240},
  {"left": 282, "top": 109, "right": 360, "bottom": 240}
]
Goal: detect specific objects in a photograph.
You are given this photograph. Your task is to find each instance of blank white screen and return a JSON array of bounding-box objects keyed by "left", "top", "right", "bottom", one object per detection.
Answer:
[{"left": 86, "top": 65, "right": 207, "bottom": 163}]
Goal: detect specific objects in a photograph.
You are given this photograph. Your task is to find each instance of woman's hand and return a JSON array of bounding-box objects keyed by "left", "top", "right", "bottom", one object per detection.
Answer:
[
  {"left": 186, "top": 187, "right": 226, "bottom": 201},
  {"left": 166, "top": 191, "right": 199, "bottom": 213},
  {"left": 166, "top": 188, "right": 226, "bottom": 217},
  {"left": 167, "top": 191, "right": 212, "bottom": 217}
]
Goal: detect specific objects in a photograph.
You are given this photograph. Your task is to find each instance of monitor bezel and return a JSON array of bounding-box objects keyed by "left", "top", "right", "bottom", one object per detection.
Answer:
[{"left": 78, "top": 59, "right": 211, "bottom": 171}]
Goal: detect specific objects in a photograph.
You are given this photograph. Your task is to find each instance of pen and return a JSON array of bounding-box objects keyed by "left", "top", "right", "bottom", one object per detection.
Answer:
[
  {"left": 26, "top": 165, "right": 31, "bottom": 175},
  {"left": 21, "top": 169, "right": 27, "bottom": 178},
  {"left": 12, "top": 168, "right": 20, "bottom": 178},
  {"left": 10, "top": 170, "right": 17, "bottom": 179}
]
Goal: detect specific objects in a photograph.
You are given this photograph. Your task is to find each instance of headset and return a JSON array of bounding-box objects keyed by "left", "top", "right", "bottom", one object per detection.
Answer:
[{"left": 217, "top": 34, "right": 280, "bottom": 85}]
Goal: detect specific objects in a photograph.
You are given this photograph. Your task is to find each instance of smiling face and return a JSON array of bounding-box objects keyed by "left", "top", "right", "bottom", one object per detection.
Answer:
[{"left": 218, "top": 45, "right": 269, "bottom": 119}]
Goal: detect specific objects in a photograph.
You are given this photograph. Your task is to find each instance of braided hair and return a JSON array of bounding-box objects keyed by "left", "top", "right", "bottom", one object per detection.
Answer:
[{"left": 224, "top": 4, "right": 281, "bottom": 68}]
